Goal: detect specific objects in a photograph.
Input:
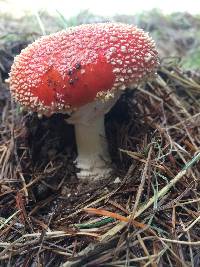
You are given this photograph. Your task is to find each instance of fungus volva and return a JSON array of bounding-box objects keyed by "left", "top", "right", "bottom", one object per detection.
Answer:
[{"left": 9, "top": 23, "right": 159, "bottom": 181}]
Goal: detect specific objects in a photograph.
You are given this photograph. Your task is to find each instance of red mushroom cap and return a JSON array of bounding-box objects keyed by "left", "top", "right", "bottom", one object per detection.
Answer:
[{"left": 9, "top": 23, "right": 159, "bottom": 115}]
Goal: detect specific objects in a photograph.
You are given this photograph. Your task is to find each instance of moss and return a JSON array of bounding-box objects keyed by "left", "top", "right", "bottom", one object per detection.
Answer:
[{"left": 182, "top": 49, "right": 200, "bottom": 69}]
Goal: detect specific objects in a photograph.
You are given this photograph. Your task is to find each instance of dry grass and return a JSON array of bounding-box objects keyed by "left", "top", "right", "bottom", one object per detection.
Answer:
[{"left": 0, "top": 58, "right": 200, "bottom": 267}]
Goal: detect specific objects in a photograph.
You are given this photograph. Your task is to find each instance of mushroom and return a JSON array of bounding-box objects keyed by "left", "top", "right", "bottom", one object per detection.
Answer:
[{"left": 9, "top": 23, "right": 159, "bottom": 181}]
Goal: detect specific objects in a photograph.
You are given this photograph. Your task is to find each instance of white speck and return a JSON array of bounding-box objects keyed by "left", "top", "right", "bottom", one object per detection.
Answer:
[
  {"left": 113, "top": 68, "right": 120, "bottom": 73},
  {"left": 116, "top": 59, "right": 123, "bottom": 65},
  {"left": 121, "top": 46, "right": 127, "bottom": 53},
  {"left": 113, "top": 82, "right": 121, "bottom": 87},
  {"left": 110, "top": 36, "right": 117, "bottom": 42},
  {"left": 114, "top": 177, "right": 121, "bottom": 183},
  {"left": 106, "top": 54, "right": 111, "bottom": 60},
  {"left": 144, "top": 53, "right": 153, "bottom": 62},
  {"left": 110, "top": 47, "right": 117, "bottom": 52},
  {"left": 119, "top": 84, "right": 126, "bottom": 90},
  {"left": 38, "top": 113, "right": 43, "bottom": 119}
]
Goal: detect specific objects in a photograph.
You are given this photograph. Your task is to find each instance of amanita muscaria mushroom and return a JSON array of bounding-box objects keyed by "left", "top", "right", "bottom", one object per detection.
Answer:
[{"left": 9, "top": 22, "right": 159, "bottom": 181}]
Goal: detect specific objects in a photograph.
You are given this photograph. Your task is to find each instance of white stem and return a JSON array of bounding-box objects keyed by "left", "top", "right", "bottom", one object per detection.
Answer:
[
  {"left": 74, "top": 116, "right": 111, "bottom": 180},
  {"left": 67, "top": 94, "right": 122, "bottom": 181}
]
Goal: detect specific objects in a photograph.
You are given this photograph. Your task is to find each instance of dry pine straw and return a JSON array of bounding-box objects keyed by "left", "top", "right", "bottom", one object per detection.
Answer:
[{"left": 0, "top": 60, "right": 200, "bottom": 267}]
